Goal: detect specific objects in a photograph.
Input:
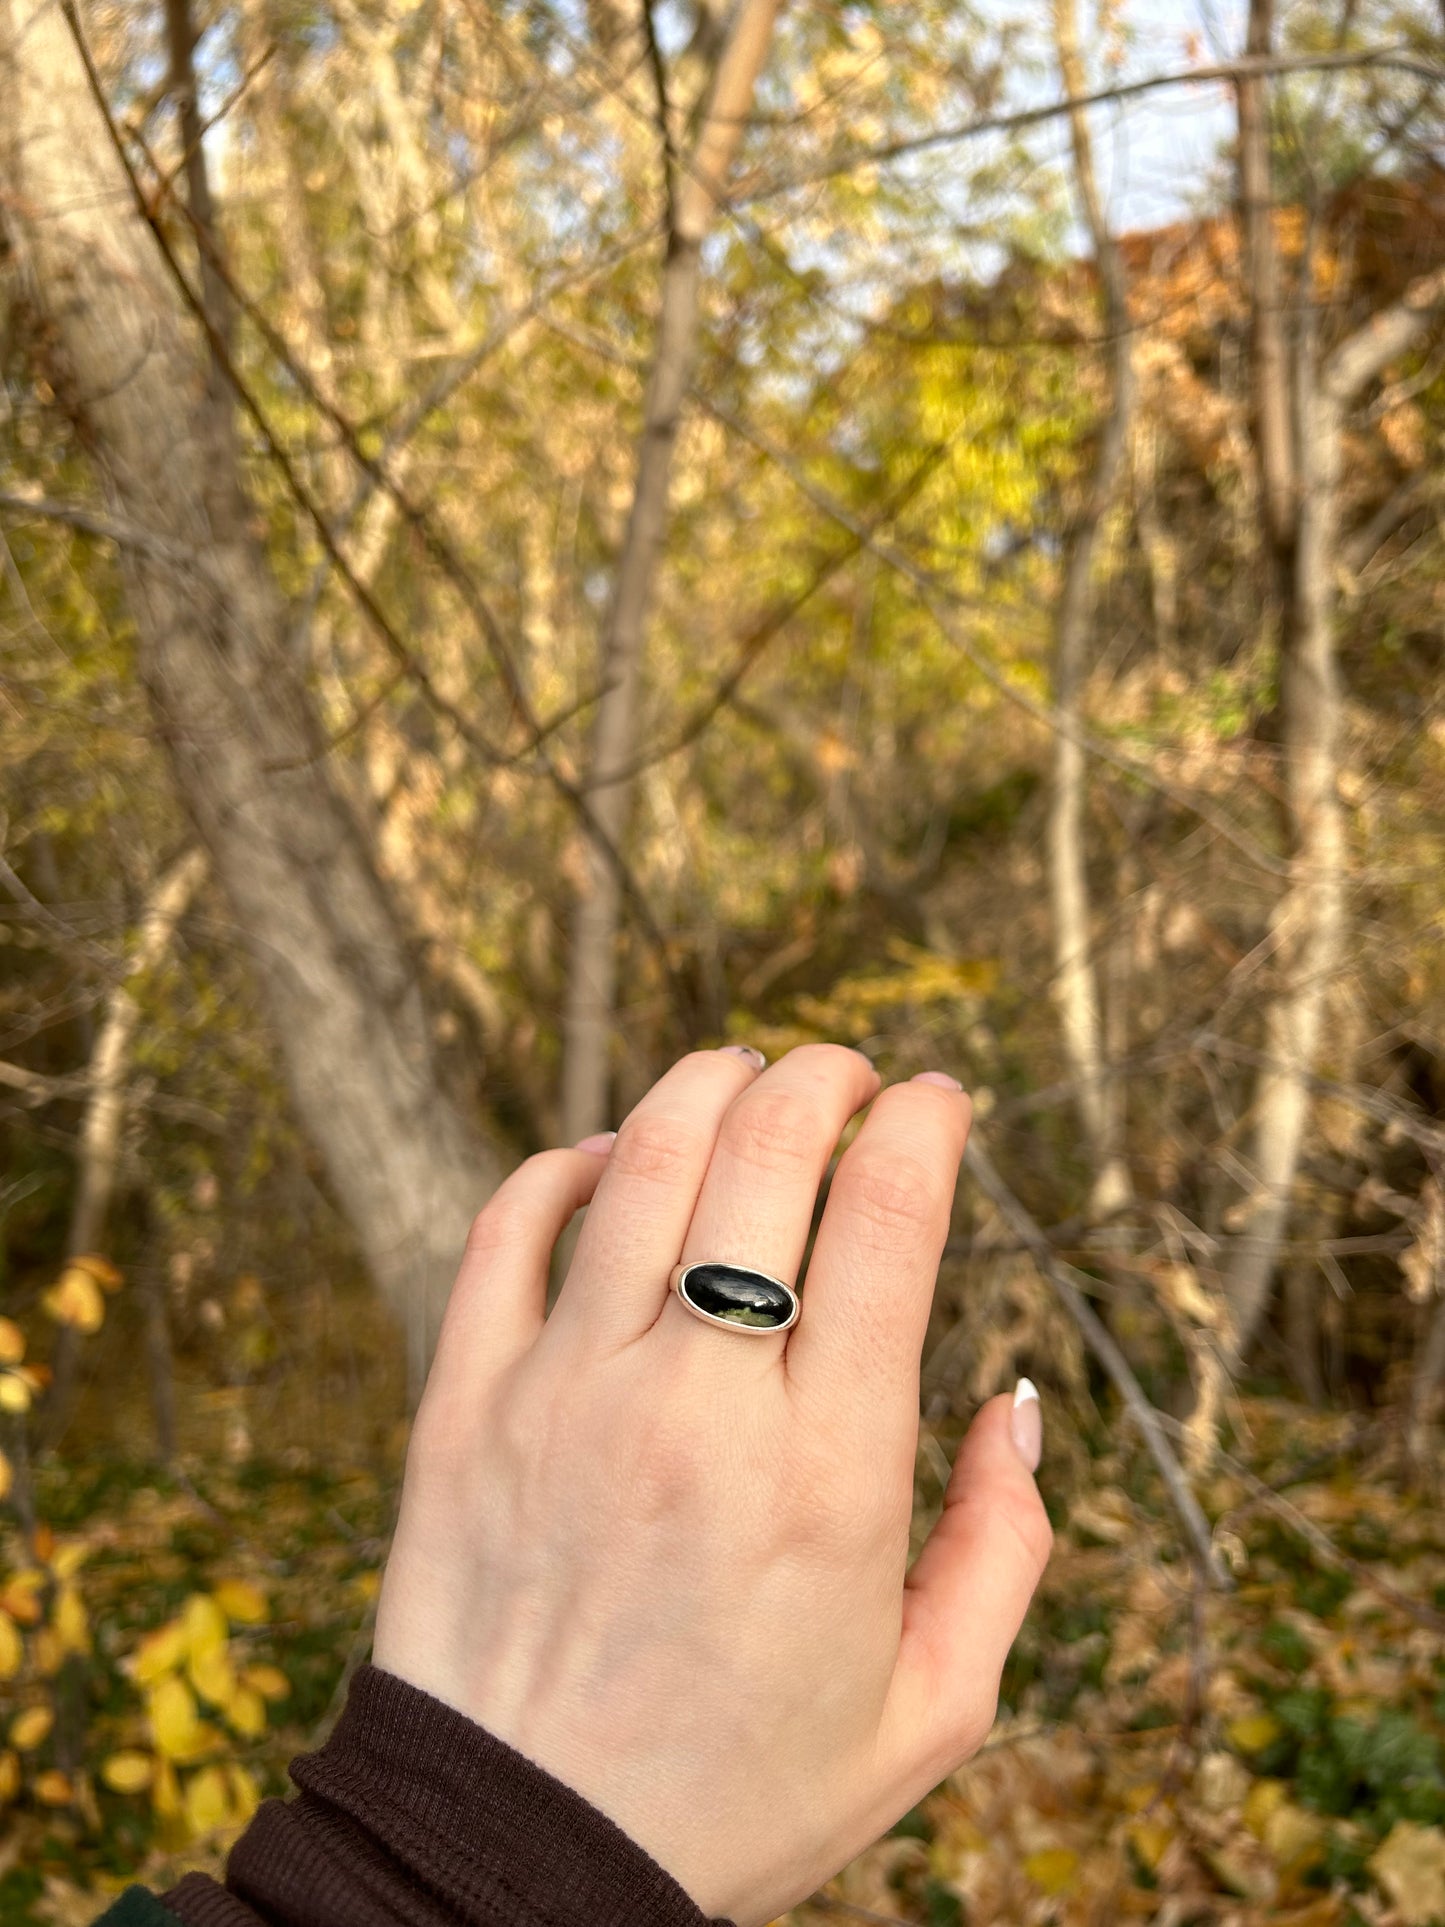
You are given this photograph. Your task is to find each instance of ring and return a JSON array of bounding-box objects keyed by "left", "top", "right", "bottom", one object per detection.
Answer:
[{"left": 669, "top": 1260, "right": 800, "bottom": 1334}]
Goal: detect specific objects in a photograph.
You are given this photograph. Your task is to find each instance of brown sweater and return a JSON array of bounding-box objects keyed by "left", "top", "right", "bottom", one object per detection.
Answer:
[{"left": 97, "top": 1665, "right": 734, "bottom": 1927}]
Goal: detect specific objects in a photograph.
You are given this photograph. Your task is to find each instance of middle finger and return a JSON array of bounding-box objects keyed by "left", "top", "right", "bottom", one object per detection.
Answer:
[{"left": 660, "top": 1044, "right": 881, "bottom": 1345}]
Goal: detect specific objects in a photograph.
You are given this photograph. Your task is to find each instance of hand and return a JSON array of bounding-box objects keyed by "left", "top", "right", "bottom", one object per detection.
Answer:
[{"left": 373, "top": 1044, "right": 1052, "bottom": 1926}]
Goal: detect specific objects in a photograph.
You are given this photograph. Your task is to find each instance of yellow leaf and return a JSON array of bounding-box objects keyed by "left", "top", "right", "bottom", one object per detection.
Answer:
[
  {"left": 188, "top": 1644, "right": 237, "bottom": 1709},
  {"left": 0, "top": 1319, "right": 24, "bottom": 1365},
  {"left": 1, "top": 1571, "right": 45, "bottom": 1627},
  {"left": 148, "top": 1676, "right": 200, "bottom": 1761},
  {"left": 0, "top": 1373, "right": 31, "bottom": 1415},
  {"left": 51, "top": 1541, "right": 89, "bottom": 1581},
  {"left": 33, "top": 1768, "right": 72, "bottom": 1805},
  {"left": 10, "top": 1704, "right": 54, "bottom": 1752},
  {"left": 182, "top": 1593, "right": 228, "bottom": 1660},
  {"left": 1128, "top": 1818, "right": 1176, "bottom": 1872},
  {"left": 242, "top": 1664, "right": 291, "bottom": 1702},
  {"left": 225, "top": 1685, "right": 266, "bottom": 1740},
  {"left": 352, "top": 1569, "right": 381, "bottom": 1604},
  {"left": 183, "top": 1764, "right": 231, "bottom": 1835},
  {"left": 228, "top": 1764, "right": 260, "bottom": 1824},
  {"left": 1023, "top": 1848, "right": 1079, "bottom": 1896},
  {"left": 1370, "top": 1822, "right": 1445, "bottom": 1927},
  {"left": 1244, "top": 1778, "right": 1289, "bottom": 1839},
  {"left": 151, "top": 1755, "right": 182, "bottom": 1819},
  {"left": 132, "top": 1618, "right": 189, "bottom": 1683},
  {"left": 41, "top": 1265, "right": 106, "bottom": 1335},
  {"left": 1229, "top": 1712, "right": 1282, "bottom": 1754},
  {"left": 1263, "top": 1800, "right": 1325, "bottom": 1875},
  {"left": 0, "top": 1750, "right": 19, "bottom": 1803},
  {"left": 30, "top": 1626, "right": 64, "bottom": 1678},
  {"left": 213, "top": 1579, "right": 268, "bottom": 1625},
  {"left": 1122, "top": 1780, "right": 1161, "bottom": 1814},
  {"left": 101, "top": 1750, "right": 154, "bottom": 1794},
  {"left": 70, "top": 1253, "right": 122, "bottom": 1292},
  {"left": 0, "top": 1452, "right": 10, "bottom": 1503},
  {"left": 0, "top": 1611, "right": 22, "bottom": 1681},
  {"left": 168, "top": 1719, "right": 224, "bottom": 1765},
  {"left": 55, "top": 1585, "right": 89, "bottom": 1656}
]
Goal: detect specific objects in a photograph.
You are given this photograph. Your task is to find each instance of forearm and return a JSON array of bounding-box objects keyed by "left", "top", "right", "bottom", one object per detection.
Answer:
[{"left": 98, "top": 1665, "right": 731, "bottom": 1927}]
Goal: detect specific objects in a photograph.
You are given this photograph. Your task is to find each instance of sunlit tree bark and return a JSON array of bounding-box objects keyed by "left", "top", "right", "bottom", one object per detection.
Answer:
[
  {"left": 1047, "top": 0, "right": 1134, "bottom": 1220},
  {"left": 560, "top": 0, "right": 783, "bottom": 1142},
  {"left": 1225, "top": 0, "right": 1445, "bottom": 1358},
  {"left": 0, "top": 0, "right": 500, "bottom": 1397}
]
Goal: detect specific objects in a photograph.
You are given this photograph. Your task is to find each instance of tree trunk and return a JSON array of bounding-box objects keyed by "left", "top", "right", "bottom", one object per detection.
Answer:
[
  {"left": 1, "top": 0, "right": 501, "bottom": 1399},
  {"left": 43, "top": 847, "right": 206, "bottom": 1441},
  {"left": 1224, "top": 303, "right": 1346, "bottom": 1360},
  {"left": 1237, "top": 0, "right": 1295, "bottom": 589},
  {"left": 1407, "top": 1289, "right": 1445, "bottom": 1486},
  {"left": 1047, "top": 0, "right": 1134, "bottom": 1219},
  {"left": 69, "top": 849, "right": 208, "bottom": 1261},
  {"left": 559, "top": 0, "right": 782, "bottom": 1142},
  {"left": 1224, "top": 9, "right": 1445, "bottom": 1354}
]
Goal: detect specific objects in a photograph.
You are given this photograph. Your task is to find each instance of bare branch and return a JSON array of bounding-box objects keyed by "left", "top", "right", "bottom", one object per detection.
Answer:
[
  {"left": 60, "top": 0, "right": 678, "bottom": 992},
  {"left": 963, "top": 1132, "right": 1231, "bottom": 1587},
  {"left": 592, "top": 437, "right": 952, "bottom": 788},
  {"left": 1179, "top": 1423, "right": 1445, "bottom": 1633},
  {"left": 639, "top": 0, "right": 676, "bottom": 231},
  {"left": 697, "top": 391, "right": 1291, "bottom": 879},
  {"left": 1325, "top": 261, "right": 1445, "bottom": 402},
  {"left": 0, "top": 489, "right": 204, "bottom": 572},
  {"left": 742, "top": 45, "right": 1445, "bottom": 203}
]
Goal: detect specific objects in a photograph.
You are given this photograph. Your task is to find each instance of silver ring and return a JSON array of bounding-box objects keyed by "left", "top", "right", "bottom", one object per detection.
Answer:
[{"left": 669, "top": 1260, "right": 800, "bottom": 1334}]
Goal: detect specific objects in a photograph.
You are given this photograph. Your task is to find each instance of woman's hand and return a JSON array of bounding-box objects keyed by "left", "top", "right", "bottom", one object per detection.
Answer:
[{"left": 373, "top": 1044, "right": 1051, "bottom": 1927}]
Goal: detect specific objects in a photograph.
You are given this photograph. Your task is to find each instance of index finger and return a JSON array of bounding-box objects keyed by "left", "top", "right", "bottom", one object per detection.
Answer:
[{"left": 785, "top": 1074, "right": 971, "bottom": 1430}]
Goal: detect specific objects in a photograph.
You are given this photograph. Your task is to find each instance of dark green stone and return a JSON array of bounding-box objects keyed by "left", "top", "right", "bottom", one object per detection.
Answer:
[{"left": 681, "top": 1263, "right": 794, "bottom": 1329}]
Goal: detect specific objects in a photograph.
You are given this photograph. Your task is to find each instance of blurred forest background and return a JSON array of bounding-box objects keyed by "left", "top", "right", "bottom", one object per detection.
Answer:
[{"left": 2, "top": 0, "right": 1445, "bottom": 1918}]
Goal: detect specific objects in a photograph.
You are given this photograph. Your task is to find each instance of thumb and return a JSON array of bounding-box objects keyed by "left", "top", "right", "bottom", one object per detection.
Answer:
[{"left": 880, "top": 1383, "right": 1053, "bottom": 1784}]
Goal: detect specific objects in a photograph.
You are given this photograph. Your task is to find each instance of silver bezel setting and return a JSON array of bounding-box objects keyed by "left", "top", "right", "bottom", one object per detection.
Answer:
[{"left": 669, "top": 1260, "right": 800, "bottom": 1334}]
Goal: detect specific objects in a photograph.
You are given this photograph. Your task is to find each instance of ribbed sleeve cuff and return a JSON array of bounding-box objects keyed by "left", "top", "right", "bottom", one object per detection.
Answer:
[{"left": 161, "top": 1663, "right": 731, "bottom": 1927}]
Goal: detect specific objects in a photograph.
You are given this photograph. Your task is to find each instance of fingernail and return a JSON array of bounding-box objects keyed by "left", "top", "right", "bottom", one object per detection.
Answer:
[
  {"left": 719, "top": 1045, "right": 766, "bottom": 1069},
  {"left": 574, "top": 1131, "right": 618, "bottom": 1155},
  {"left": 911, "top": 1070, "right": 964, "bottom": 1092},
  {"left": 1010, "top": 1378, "right": 1043, "bottom": 1472}
]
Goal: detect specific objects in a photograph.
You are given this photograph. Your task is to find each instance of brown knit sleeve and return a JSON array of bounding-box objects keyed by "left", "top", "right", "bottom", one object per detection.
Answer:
[{"left": 158, "top": 1663, "right": 735, "bottom": 1927}]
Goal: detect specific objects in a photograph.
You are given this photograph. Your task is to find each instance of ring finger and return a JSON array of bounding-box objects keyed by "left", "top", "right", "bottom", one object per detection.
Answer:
[
  {"left": 659, "top": 1043, "right": 881, "bottom": 1352},
  {"left": 549, "top": 1045, "right": 766, "bottom": 1348}
]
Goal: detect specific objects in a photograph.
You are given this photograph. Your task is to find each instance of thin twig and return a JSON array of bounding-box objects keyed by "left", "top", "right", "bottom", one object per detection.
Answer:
[
  {"left": 962, "top": 1133, "right": 1231, "bottom": 1587},
  {"left": 1189, "top": 1425, "right": 1445, "bottom": 1635},
  {"left": 61, "top": 1, "right": 681, "bottom": 1005},
  {"left": 698, "top": 393, "right": 1291, "bottom": 880},
  {"left": 0, "top": 489, "right": 204, "bottom": 572},
  {"left": 742, "top": 45, "right": 1445, "bottom": 202}
]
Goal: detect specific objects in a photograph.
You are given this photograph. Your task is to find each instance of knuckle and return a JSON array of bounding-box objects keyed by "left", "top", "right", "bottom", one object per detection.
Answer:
[
  {"left": 950, "top": 1689, "right": 1001, "bottom": 1765},
  {"left": 720, "top": 1089, "right": 820, "bottom": 1173},
  {"left": 609, "top": 1114, "right": 702, "bottom": 1187},
  {"left": 465, "top": 1198, "right": 525, "bottom": 1260},
  {"left": 845, "top": 1151, "right": 944, "bottom": 1238},
  {"left": 988, "top": 1486, "right": 1055, "bottom": 1574},
  {"left": 784, "top": 1041, "right": 866, "bottom": 1076}
]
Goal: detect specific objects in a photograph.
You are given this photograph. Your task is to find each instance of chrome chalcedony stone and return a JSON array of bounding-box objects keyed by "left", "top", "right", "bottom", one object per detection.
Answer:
[{"left": 676, "top": 1262, "right": 798, "bottom": 1332}]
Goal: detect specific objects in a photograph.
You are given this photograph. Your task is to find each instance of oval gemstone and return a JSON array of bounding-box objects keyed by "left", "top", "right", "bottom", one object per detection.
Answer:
[{"left": 680, "top": 1263, "right": 795, "bottom": 1329}]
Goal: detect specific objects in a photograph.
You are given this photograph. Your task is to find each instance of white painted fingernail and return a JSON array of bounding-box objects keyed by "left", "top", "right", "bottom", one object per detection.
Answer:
[
  {"left": 1010, "top": 1378, "right": 1042, "bottom": 1472},
  {"left": 719, "top": 1045, "right": 767, "bottom": 1069}
]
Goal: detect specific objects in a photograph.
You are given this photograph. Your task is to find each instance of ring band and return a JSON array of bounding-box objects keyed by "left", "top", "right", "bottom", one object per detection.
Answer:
[{"left": 669, "top": 1260, "right": 800, "bottom": 1334}]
